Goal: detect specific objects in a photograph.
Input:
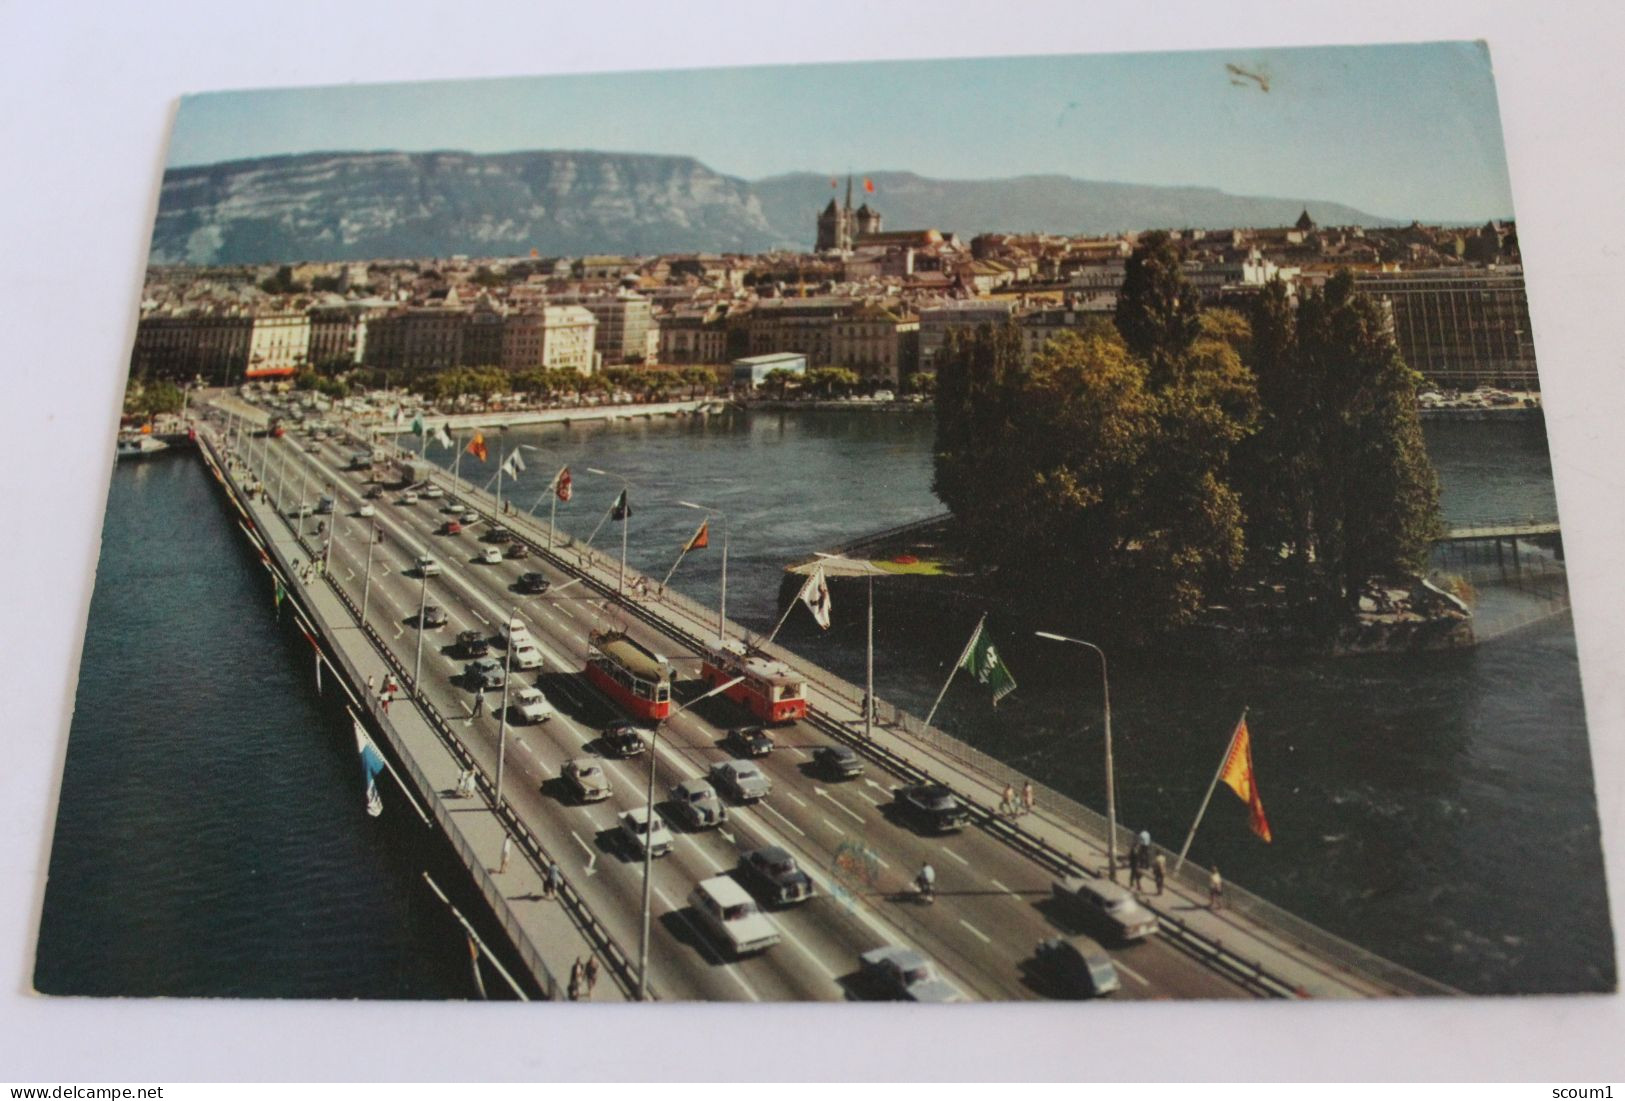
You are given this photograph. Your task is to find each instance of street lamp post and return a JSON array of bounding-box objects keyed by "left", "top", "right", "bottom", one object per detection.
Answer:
[
  {"left": 1035, "top": 631, "right": 1119, "bottom": 881},
  {"left": 493, "top": 604, "right": 517, "bottom": 813},
  {"left": 816, "top": 553, "right": 884, "bottom": 739},
  {"left": 676, "top": 501, "right": 727, "bottom": 642},
  {"left": 637, "top": 674, "right": 745, "bottom": 1001},
  {"left": 587, "top": 467, "right": 632, "bottom": 596},
  {"left": 361, "top": 523, "right": 379, "bottom": 624},
  {"left": 412, "top": 557, "right": 430, "bottom": 694}
]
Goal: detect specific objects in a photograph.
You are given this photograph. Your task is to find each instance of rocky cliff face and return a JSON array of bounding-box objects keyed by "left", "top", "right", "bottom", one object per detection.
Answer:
[{"left": 151, "top": 150, "right": 1393, "bottom": 264}]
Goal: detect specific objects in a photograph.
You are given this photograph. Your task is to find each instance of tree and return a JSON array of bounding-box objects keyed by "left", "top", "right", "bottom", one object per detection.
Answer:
[
  {"left": 761, "top": 367, "right": 800, "bottom": 400},
  {"left": 904, "top": 371, "right": 936, "bottom": 397},
  {"left": 259, "top": 265, "right": 305, "bottom": 295},
  {"left": 1114, "top": 231, "right": 1201, "bottom": 384},
  {"left": 123, "top": 378, "right": 185, "bottom": 419},
  {"left": 805, "top": 367, "right": 859, "bottom": 397}
]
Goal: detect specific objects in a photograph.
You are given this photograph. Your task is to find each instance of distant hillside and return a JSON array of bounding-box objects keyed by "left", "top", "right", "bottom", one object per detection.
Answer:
[{"left": 151, "top": 150, "right": 1397, "bottom": 265}]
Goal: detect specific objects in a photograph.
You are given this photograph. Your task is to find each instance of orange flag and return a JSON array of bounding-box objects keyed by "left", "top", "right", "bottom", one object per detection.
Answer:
[
  {"left": 863, "top": 177, "right": 875, "bottom": 193},
  {"left": 683, "top": 519, "right": 710, "bottom": 552},
  {"left": 466, "top": 432, "right": 488, "bottom": 462},
  {"left": 1217, "top": 716, "right": 1273, "bottom": 842}
]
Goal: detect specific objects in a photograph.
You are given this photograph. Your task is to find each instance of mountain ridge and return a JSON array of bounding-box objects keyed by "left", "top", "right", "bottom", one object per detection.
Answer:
[{"left": 151, "top": 149, "right": 1402, "bottom": 265}]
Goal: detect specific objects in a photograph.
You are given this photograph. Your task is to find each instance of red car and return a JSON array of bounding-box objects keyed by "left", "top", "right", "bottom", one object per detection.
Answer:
[{"left": 440, "top": 520, "right": 463, "bottom": 536}]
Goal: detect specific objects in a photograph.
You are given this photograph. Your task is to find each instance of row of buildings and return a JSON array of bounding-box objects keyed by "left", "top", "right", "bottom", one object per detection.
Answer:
[{"left": 131, "top": 205, "right": 1539, "bottom": 392}]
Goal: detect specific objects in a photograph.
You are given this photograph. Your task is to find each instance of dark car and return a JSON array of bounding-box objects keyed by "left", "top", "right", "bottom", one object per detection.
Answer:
[
  {"left": 1032, "top": 934, "right": 1120, "bottom": 998},
  {"left": 895, "top": 784, "right": 970, "bottom": 833},
  {"left": 724, "top": 725, "right": 774, "bottom": 758},
  {"left": 813, "top": 744, "right": 865, "bottom": 780},
  {"left": 738, "top": 846, "right": 815, "bottom": 907},
  {"left": 505, "top": 541, "right": 531, "bottom": 560},
  {"left": 455, "top": 629, "right": 489, "bottom": 659},
  {"left": 363, "top": 484, "right": 385, "bottom": 500},
  {"left": 420, "top": 604, "right": 448, "bottom": 628},
  {"left": 463, "top": 657, "right": 506, "bottom": 691},
  {"left": 600, "top": 720, "right": 646, "bottom": 759},
  {"left": 516, "top": 572, "right": 551, "bottom": 595},
  {"left": 856, "top": 946, "right": 962, "bottom": 1003},
  {"left": 1050, "top": 876, "right": 1158, "bottom": 942},
  {"left": 484, "top": 526, "right": 513, "bottom": 544}
]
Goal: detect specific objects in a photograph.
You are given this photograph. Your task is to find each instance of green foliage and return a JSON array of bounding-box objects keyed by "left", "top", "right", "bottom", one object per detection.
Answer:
[
  {"left": 1114, "top": 231, "right": 1201, "bottom": 383},
  {"left": 259, "top": 265, "right": 305, "bottom": 295},
  {"left": 123, "top": 379, "right": 185, "bottom": 419},
  {"left": 904, "top": 371, "right": 936, "bottom": 396},
  {"left": 761, "top": 367, "right": 801, "bottom": 400},
  {"left": 805, "top": 367, "right": 860, "bottom": 396}
]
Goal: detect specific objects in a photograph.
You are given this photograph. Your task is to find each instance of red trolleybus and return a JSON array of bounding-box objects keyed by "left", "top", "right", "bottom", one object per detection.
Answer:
[
  {"left": 700, "top": 641, "right": 808, "bottom": 725},
  {"left": 586, "top": 629, "right": 672, "bottom": 722}
]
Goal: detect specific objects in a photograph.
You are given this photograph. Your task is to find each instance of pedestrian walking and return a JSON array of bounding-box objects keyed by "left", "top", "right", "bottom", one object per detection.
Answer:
[
  {"left": 1129, "top": 847, "right": 1145, "bottom": 892},
  {"left": 499, "top": 835, "right": 512, "bottom": 875},
  {"left": 1153, "top": 852, "right": 1167, "bottom": 895},
  {"left": 568, "top": 957, "right": 585, "bottom": 1001},
  {"left": 367, "top": 674, "right": 376, "bottom": 699},
  {"left": 1021, "top": 780, "right": 1035, "bottom": 817},
  {"left": 472, "top": 687, "right": 485, "bottom": 717},
  {"left": 544, "top": 860, "right": 561, "bottom": 900},
  {"left": 584, "top": 954, "right": 600, "bottom": 998},
  {"left": 379, "top": 690, "right": 392, "bottom": 715},
  {"left": 1209, "top": 867, "right": 1224, "bottom": 911},
  {"left": 999, "top": 783, "right": 1016, "bottom": 818}
]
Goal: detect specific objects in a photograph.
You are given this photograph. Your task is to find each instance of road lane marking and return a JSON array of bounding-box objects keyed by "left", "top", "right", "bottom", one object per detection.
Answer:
[
  {"left": 570, "top": 830, "right": 595, "bottom": 861},
  {"left": 989, "top": 878, "right": 1017, "bottom": 897},
  {"left": 856, "top": 791, "right": 882, "bottom": 807},
  {"left": 944, "top": 849, "right": 970, "bottom": 867},
  {"left": 1116, "top": 961, "right": 1150, "bottom": 986},
  {"left": 761, "top": 803, "right": 806, "bottom": 837},
  {"left": 958, "top": 919, "right": 992, "bottom": 944},
  {"left": 819, "top": 816, "right": 842, "bottom": 834},
  {"left": 653, "top": 886, "right": 761, "bottom": 1001},
  {"left": 815, "top": 787, "right": 866, "bottom": 824},
  {"left": 784, "top": 792, "right": 808, "bottom": 808}
]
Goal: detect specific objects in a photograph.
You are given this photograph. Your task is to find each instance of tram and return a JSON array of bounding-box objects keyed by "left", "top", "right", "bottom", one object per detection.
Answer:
[
  {"left": 700, "top": 641, "right": 808, "bottom": 725},
  {"left": 585, "top": 629, "right": 672, "bottom": 722}
]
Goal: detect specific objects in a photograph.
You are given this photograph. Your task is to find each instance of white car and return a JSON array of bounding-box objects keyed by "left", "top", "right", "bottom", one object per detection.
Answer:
[
  {"left": 479, "top": 546, "right": 503, "bottom": 564},
  {"left": 510, "top": 686, "right": 553, "bottom": 723},
  {"left": 400, "top": 491, "right": 419, "bottom": 505},
  {"left": 689, "top": 876, "right": 780, "bottom": 957},
  {"left": 511, "top": 642, "right": 544, "bottom": 671},
  {"left": 424, "top": 485, "right": 445, "bottom": 499},
  {"left": 357, "top": 503, "right": 376, "bottom": 518},
  {"left": 414, "top": 555, "right": 442, "bottom": 577},
  {"left": 499, "top": 617, "right": 533, "bottom": 648},
  {"left": 618, "top": 808, "right": 673, "bottom": 858}
]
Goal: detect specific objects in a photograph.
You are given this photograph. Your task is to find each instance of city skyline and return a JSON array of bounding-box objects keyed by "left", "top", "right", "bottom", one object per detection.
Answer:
[{"left": 167, "top": 41, "right": 1515, "bottom": 224}]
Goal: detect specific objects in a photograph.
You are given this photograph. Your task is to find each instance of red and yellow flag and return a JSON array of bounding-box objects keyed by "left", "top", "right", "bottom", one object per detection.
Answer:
[
  {"left": 466, "top": 432, "right": 488, "bottom": 462},
  {"left": 684, "top": 519, "right": 710, "bottom": 553},
  {"left": 1218, "top": 716, "right": 1273, "bottom": 842}
]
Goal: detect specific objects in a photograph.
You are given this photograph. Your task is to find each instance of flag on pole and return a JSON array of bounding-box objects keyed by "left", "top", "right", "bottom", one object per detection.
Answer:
[
  {"left": 353, "top": 719, "right": 385, "bottom": 818},
  {"left": 1217, "top": 715, "right": 1273, "bottom": 842},
  {"left": 410, "top": 414, "right": 424, "bottom": 436},
  {"left": 273, "top": 578, "right": 286, "bottom": 611},
  {"left": 435, "top": 423, "right": 454, "bottom": 450},
  {"left": 393, "top": 407, "right": 404, "bottom": 428},
  {"left": 683, "top": 519, "right": 710, "bottom": 552},
  {"left": 864, "top": 177, "right": 876, "bottom": 193},
  {"left": 501, "top": 448, "right": 526, "bottom": 479},
  {"left": 956, "top": 619, "right": 1018, "bottom": 705},
  {"left": 611, "top": 488, "right": 631, "bottom": 521},
  {"left": 466, "top": 432, "right": 488, "bottom": 462},
  {"left": 796, "top": 565, "right": 832, "bottom": 629},
  {"left": 553, "top": 466, "right": 573, "bottom": 502}
]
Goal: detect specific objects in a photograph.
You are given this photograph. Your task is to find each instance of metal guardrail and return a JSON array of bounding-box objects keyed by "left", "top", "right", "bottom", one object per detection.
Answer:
[
  {"left": 345, "top": 421, "right": 1459, "bottom": 998},
  {"left": 201, "top": 429, "right": 646, "bottom": 1001}
]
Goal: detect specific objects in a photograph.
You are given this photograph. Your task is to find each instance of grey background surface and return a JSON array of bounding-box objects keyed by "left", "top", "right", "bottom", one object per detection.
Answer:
[{"left": 1, "top": 0, "right": 1621, "bottom": 1082}]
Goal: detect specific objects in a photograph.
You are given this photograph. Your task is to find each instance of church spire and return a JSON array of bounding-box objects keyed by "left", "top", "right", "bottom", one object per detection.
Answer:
[{"left": 845, "top": 174, "right": 853, "bottom": 212}]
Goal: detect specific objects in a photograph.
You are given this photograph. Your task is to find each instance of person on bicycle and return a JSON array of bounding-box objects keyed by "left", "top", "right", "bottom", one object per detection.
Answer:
[{"left": 916, "top": 862, "right": 937, "bottom": 898}]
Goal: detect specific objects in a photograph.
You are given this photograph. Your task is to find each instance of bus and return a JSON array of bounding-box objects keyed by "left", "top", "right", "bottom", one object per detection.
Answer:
[
  {"left": 700, "top": 641, "right": 808, "bottom": 725},
  {"left": 586, "top": 629, "right": 672, "bottom": 722}
]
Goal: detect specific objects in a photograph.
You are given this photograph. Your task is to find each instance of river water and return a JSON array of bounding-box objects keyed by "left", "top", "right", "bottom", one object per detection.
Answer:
[{"left": 36, "top": 408, "right": 1611, "bottom": 997}]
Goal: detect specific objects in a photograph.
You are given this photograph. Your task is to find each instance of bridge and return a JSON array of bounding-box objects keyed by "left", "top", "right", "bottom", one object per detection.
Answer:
[
  {"left": 192, "top": 394, "right": 1455, "bottom": 1002},
  {"left": 1443, "top": 518, "right": 1561, "bottom": 541}
]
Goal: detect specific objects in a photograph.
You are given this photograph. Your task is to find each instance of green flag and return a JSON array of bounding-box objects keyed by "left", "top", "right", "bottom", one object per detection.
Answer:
[
  {"left": 958, "top": 620, "right": 1017, "bottom": 705},
  {"left": 274, "top": 578, "right": 286, "bottom": 611},
  {"left": 411, "top": 414, "right": 425, "bottom": 435}
]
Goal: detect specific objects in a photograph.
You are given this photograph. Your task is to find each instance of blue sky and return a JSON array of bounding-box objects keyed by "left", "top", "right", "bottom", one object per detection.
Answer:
[{"left": 169, "top": 41, "right": 1514, "bottom": 222}]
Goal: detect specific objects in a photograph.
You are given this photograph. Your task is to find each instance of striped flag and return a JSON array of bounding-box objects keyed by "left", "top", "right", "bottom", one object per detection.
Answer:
[
  {"left": 353, "top": 719, "right": 385, "bottom": 818},
  {"left": 501, "top": 448, "right": 526, "bottom": 479},
  {"left": 1218, "top": 716, "right": 1272, "bottom": 842}
]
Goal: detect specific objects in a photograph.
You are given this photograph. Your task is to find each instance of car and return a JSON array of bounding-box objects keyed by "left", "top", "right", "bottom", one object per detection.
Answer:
[
  {"left": 738, "top": 846, "right": 815, "bottom": 906},
  {"left": 510, "top": 642, "right": 544, "bottom": 671},
  {"left": 688, "top": 876, "right": 780, "bottom": 957},
  {"left": 479, "top": 546, "right": 504, "bottom": 565},
  {"left": 856, "top": 946, "right": 962, "bottom": 1003},
  {"left": 498, "top": 616, "right": 534, "bottom": 648},
  {"left": 505, "top": 542, "right": 531, "bottom": 560},
  {"left": 600, "top": 720, "right": 646, "bottom": 758},
  {"left": 510, "top": 686, "right": 554, "bottom": 723},
  {"left": 1032, "top": 934, "right": 1121, "bottom": 998},
  {"left": 440, "top": 520, "right": 463, "bottom": 536},
  {"left": 667, "top": 779, "right": 728, "bottom": 829},
  {"left": 1050, "top": 876, "right": 1159, "bottom": 942},
  {"left": 517, "top": 572, "right": 551, "bottom": 594},
  {"left": 618, "top": 807, "right": 673, "bottom": 858},
  {"left": 813, "top": 744, "right": 865, "bottom": 780},
  {"left": 423, "top": 485, "right": 445, "bottom": 499},
  {"left": 413, "top": 555, "right": 442, "bottom": 577},
  {"left": 460, "top": 510, "right": 479, "bottom": 525},
  {"left": 315, "top": 495, "right": 336, "bottom": 515},
  {"left": 420, "top": 604, "right": 448, "bottom": 628},
  {"left": 455, "top": 629, "right": 488, "bottom": 658},
  {"left": 287, "top": 502, "right": 315, "bottom": 518},
  {"left": 895, "top": 784, "right": 969, "bottom": 833},
  {"left": 709, "top": 760, "right": 771, "bottom": 803},
  {"left": 484, "top": 526, "right": 513, "bottom": 544},
  {"left": 873, "top": 389, "right": 895, "bottom": 402},
  {"left": 562, "top": 758, "right": 612, "bottom": 802},
  {"left": 463, "top": 657, "right": 506, "bottom": 690},
  {"left": 724, "top": 725, "right": 774, "bottom": 758},
  {"left": 304, "top": 441, "right": 321, "bottom": 454},
  {"left": 364, "top": 485, "right": 385, "bottom": 500},
  {"left": 357, "top": 503, "right": 377, "bottom": 518},
  {"left": 400, "top": 491, "right": 419, "bottom": 505}
]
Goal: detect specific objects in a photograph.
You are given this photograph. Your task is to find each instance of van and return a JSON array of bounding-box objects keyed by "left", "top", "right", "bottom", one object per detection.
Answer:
[{"left": 688, "top": 875, "right": 780, "bottom": 957}]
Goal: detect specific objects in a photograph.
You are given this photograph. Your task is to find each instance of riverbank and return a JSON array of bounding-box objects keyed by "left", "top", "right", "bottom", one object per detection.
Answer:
[{"left": 380, "top": 398, "right": 726, "bottom": 434}]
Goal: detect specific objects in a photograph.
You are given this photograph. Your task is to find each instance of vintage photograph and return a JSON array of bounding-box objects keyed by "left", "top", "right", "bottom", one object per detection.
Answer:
[{"left": 32, "top": 41, "right": 1613, "bottom": 1005}]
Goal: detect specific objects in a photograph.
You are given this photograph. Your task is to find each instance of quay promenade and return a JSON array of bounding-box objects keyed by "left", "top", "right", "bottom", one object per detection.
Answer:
[{"left": 200, "top": 399, "right": 1457, "bottom": 1000}]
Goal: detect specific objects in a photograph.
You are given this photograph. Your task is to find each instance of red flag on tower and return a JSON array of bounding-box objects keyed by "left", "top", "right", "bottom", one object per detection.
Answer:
[{"left": 864, "top": 177, "right": 875, "bottom": 194}]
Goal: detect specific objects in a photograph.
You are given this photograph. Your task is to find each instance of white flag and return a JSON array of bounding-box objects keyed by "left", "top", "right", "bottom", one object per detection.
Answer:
[
  {"left": 435, "top": 423, "right": 454, "bottom": 450},
  {"left": 797, "top": 565, "right": 832, "bottom": 630},
  {"left": 501, "top": 448, "right": 526, "bottom": 478}
]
